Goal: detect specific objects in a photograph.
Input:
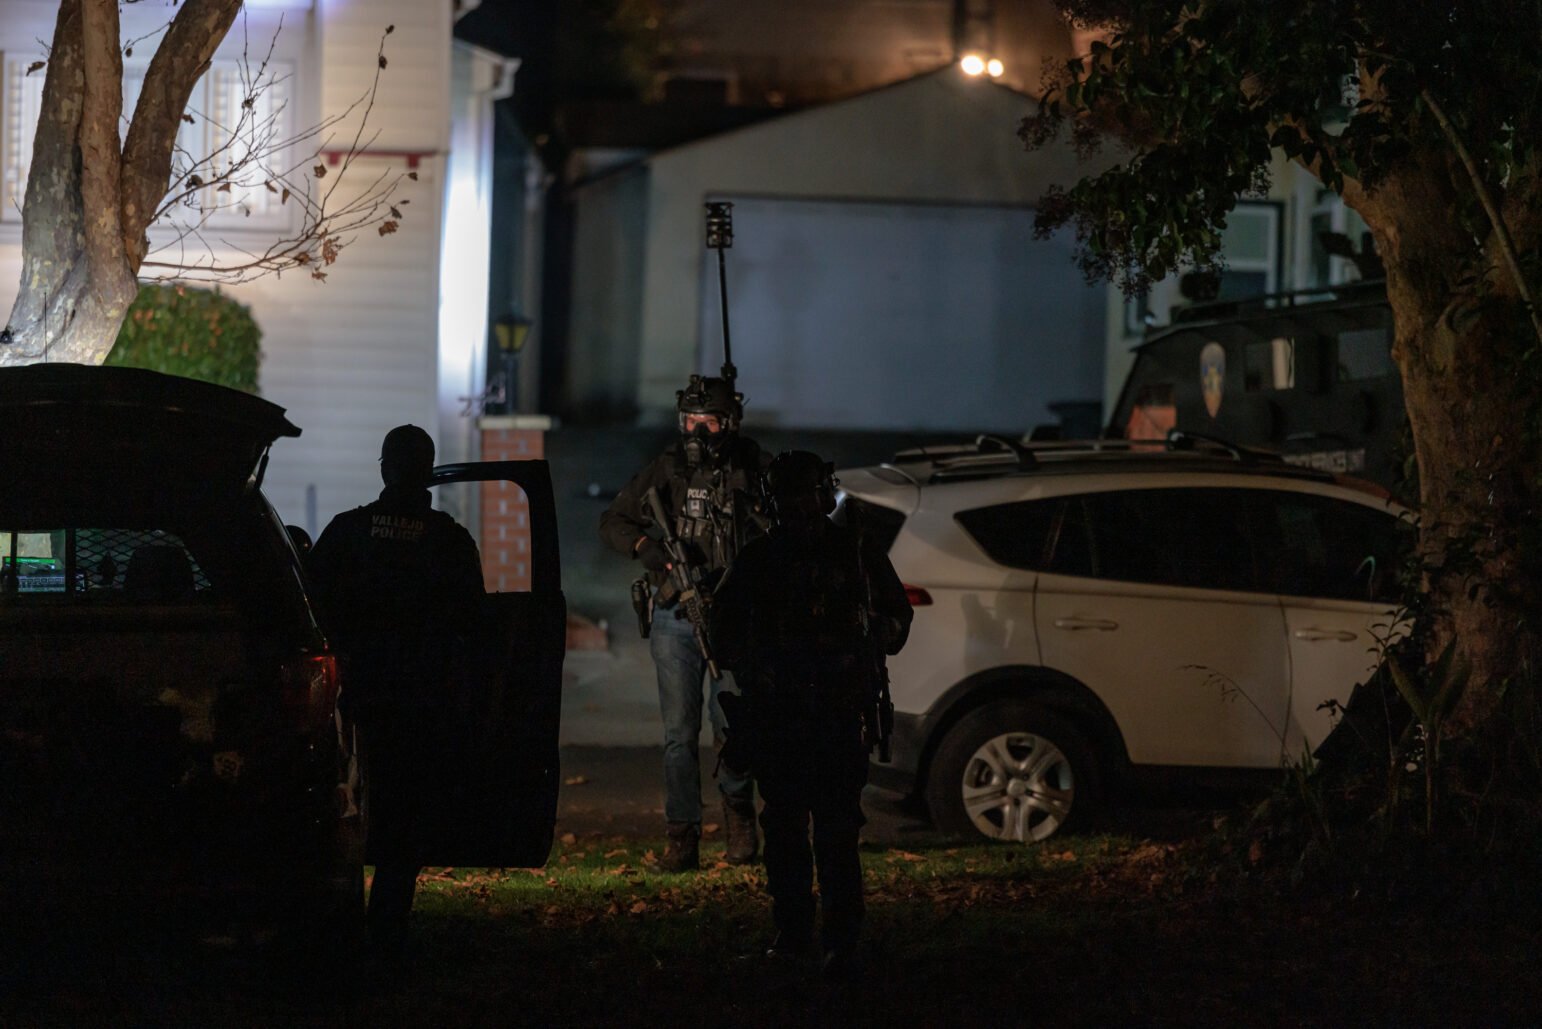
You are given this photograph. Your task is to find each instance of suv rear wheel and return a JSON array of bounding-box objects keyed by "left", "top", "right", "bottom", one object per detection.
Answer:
[{"left": 926, "top": 700, "right": 1097, "bottom": 843}]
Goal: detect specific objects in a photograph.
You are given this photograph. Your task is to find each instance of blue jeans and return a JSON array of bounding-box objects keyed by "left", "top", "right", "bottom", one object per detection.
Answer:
[{"left": 650, "top": 608, "right": 755, "bottom": 825}]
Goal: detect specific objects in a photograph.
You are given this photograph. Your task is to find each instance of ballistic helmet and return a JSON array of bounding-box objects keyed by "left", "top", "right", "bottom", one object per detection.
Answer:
[
  {"left": 766, "top": 450, "right": 837, "bottom": 519},
  {"left": 676, "top": 374, "right": 742, "bottom": 424},
  {"left": 380, "top": 423, "right": 435, "bottom": 487}
]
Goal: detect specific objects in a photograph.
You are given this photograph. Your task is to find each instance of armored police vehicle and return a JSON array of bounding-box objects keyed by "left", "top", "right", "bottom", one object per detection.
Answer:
[{"left": 1107, "top": 280, "right": 1403, "bottom": 488}]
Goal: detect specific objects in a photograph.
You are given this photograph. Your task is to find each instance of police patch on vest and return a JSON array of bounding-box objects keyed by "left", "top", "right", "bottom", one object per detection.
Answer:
[
  {"left": 686, "top": 487, "right": 709, "bottom": 519},
  {"left": 370, "top": 514, "right": 427, "bottom": 541}
]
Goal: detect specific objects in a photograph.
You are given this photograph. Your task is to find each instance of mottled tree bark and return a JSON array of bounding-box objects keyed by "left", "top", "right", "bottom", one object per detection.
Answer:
[
  {"left": 1353, "top": 158, "right": 1542, "bottom": 733},
  {"left": 2, "top": 0, "right": 242, "bottom": 365}
]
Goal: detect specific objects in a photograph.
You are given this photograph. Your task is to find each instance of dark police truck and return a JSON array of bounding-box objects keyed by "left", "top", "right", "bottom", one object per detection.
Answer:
[{"left": 1106, "top": 279, "right": 1403, "bottom": 489}]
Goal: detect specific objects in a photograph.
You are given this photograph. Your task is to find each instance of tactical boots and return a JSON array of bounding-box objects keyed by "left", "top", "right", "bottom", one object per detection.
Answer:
[
  {"left": 660, "top": 821, "right": 700, "bottom": 873},
  {"left": 723, "top": 798, "right": 760, "bottom": 865}
]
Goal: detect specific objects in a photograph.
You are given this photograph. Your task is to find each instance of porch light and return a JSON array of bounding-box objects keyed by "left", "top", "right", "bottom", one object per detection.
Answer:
[
  {"left": 960, "top": 54, "right": 986, "bottom": 76},
  {"left": 987, "top": 58, "right": 1004, "bottom": 78}
]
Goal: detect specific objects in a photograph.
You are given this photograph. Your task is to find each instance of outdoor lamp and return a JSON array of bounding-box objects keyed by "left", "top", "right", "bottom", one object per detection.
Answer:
[{"left": 492, "top": 312, "right": 531, "bottom": 414}]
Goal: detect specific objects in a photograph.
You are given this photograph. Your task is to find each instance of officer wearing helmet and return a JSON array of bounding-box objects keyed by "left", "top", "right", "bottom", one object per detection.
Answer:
[
  {"left": 710, "top": 450, "right": 911, "bottom": 978},
  {"left": 599, "top": 375, "right": 770, "bottom": 871},
  {"left": 308, "top": 424, "right": 484, "bottom": 957}
]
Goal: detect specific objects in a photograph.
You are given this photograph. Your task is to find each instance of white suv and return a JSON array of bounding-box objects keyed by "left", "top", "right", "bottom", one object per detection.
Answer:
[{"left": 836, "top": 434, "right": 1408, "bottom": 843}]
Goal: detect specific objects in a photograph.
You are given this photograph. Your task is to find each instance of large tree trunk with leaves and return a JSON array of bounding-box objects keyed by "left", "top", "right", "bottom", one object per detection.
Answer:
[
  {"left": 3, "top": 0, "right": 241, "bottom": 366},
  {"left": 1349, "top": 158, "right": 1542, "bottom": 733}
]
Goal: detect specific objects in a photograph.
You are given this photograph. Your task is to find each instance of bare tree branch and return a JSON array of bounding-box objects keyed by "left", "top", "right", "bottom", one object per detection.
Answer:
[{"left": 138, "top": 27, "right": 410, "bottom": 284}]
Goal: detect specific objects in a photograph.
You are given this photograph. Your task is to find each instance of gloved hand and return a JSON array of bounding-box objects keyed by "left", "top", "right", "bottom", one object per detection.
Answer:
[{"left": 637, "top": 538, "right": 670, "bottom": 573}]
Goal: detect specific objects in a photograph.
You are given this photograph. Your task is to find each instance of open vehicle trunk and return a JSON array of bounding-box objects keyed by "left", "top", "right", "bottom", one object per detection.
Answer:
[{"left": 0, "top": 366, "right": 341, "bottom": 907}]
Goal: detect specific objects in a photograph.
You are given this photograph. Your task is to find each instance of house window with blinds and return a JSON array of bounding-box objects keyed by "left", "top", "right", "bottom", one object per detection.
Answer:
[{"left": 2, "top": 55, "right": 295, "bottom": 232}]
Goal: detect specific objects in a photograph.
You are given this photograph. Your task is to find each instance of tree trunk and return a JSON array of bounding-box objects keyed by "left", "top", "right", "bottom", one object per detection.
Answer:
[
  {"left": 1364, "top": 171, "right": 1542, "bottom": 734},
  {"left": 6, "top": 0, "right": 87, "bottom": 362},
  {"left": 1, "top": 0, "right": 242, "bottom": 367}
]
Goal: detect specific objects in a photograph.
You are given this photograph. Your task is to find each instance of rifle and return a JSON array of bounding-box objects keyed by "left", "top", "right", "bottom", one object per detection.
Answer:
[
  {"left": 643, "top": 485, "right": 722, "bottom": 681},
  {"left": 852, "top": 512, "right": 895, "bottom": 762}
]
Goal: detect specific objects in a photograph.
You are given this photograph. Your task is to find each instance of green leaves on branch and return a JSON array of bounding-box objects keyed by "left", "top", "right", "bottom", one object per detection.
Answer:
[
  {"left": 106, "top": 284, "right": 262, "bottom": 393},
  {"left": 1025, "top": 1, "right": 1531, "bottom": 295}
]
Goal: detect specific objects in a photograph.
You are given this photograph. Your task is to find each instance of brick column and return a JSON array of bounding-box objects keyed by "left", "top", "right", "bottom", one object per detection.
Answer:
[{"left": 477, "top": 414, "right": 553, "bottom": 593}]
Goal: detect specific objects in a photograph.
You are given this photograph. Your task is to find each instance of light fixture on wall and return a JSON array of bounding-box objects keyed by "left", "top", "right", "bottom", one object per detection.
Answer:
[{"left": 489, "top": 312, "right": 532, "bottom": 415}]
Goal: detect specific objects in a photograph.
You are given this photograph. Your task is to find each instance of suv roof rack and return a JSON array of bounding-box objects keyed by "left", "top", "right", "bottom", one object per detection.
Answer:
[
  {"left": 909, "top": 435, "right": 1039, "bottom": 481},
  {"left": 1163, "top": 429, "right": 1286, "bottom": 465},
  {"left": 886, "top": 429, "right": 1294, "bottom": 485},
  {"left": 1171, "top": 278, "right": 1387, "bottom": 324}
]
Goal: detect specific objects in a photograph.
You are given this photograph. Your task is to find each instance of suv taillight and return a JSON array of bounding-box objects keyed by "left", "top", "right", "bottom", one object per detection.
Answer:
[
  {"left": 904, "top": 584, "right": 933, "bottom": 606},
  {"left": 281, "top": 651, "right": 340, "bottom": 729}
]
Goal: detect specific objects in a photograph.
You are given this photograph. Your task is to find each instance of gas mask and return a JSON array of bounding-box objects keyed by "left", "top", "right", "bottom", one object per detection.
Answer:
[{"left": 676, "top": 375, "right": 743, "bottom": 467}]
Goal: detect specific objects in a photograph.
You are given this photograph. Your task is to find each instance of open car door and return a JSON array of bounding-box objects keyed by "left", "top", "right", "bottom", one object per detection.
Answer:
[{"left": 401, "top": 460, "right": 564, "bottom": 868}]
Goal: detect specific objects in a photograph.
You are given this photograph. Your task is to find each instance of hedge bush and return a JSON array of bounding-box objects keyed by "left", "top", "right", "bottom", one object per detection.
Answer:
[{"left": 106, "top": 284, "right": 261, "bottom": 393}]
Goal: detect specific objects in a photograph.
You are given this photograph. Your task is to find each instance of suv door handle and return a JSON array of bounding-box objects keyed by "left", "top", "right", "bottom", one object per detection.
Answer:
[
  {"left": 1054, "top": 617, "right": 1119, "bottom": 632},
  {"left": 1292, "top": 628, "right": 1358, "bottom": 642}
]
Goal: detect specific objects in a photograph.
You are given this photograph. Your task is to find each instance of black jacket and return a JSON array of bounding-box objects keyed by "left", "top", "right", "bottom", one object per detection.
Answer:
[
  {"left": 308, "top": 485, "right": 483, "bottom": 708},
  {"left": 599, "top": 436, "right": 770, "bottom": 591},
  {"left": 710, "top": 518, "right": 912, "bottom": 688}
]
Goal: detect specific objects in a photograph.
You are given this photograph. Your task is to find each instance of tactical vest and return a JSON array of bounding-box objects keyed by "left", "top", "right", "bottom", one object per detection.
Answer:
[{"left": 674, "top": 460, "right": 762, "bottom": 575}]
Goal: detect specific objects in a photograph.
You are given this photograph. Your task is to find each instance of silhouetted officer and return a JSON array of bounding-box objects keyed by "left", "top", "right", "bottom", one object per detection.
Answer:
[
  {"left": 307, "top": 424, "right": 483, "bottom": 956},
  {"left": 711, "top": 451, "right": 911, "bottom": 978}
]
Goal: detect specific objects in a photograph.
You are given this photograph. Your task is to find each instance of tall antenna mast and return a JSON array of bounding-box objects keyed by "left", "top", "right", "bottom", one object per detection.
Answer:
[{"left": 704, "top": 201, "right": 735, "bottom": 387}]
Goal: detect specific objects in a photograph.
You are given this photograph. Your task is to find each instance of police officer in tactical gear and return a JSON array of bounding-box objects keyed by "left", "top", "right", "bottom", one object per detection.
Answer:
[
  {"left": 599, "top": 374, "right": 770, "bottom": 872},
  {"left": 307, "top": 424, "right": 484, "bottom": 955},
  {"left": 710, "top": 450, "right": 912, "bottom": 978}
]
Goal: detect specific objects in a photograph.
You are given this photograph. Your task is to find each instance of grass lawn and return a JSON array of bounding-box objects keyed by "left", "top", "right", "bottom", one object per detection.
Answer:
[{"left": 6, "top": 829, "right": 1541, "bottom": 1026}]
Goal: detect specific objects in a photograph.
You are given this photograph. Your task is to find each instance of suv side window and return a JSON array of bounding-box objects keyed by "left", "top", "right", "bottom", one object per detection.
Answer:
[
  {"left": 1251, "top": 491, "right": 1406, "bottom": 601},
  {"left": 0, "top": 528, "right": 211, "bottom": 599},
  {"left": 955, "top": 498, "right": 1063, "bottom": 570},
  {"left": 1054, "top": 488, "right": 1261, "bottom": 593}
]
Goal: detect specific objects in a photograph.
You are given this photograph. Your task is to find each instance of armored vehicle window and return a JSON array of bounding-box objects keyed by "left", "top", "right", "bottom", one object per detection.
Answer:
[
  {"left": 1054, "top": 489, "right": 1261, "bottom": 593},
  {"left": 955, "top": 499, "right": 1063, "bottom": 571},
  {"left": 1250, "top": 492, "right": 1407, "bottom": 602},
  {"left": 1244, "top": 337, "right": 1295, "bottom": 392},
  {"left": 1336, "top": 327, "right": 1392, "bottom": 382}
]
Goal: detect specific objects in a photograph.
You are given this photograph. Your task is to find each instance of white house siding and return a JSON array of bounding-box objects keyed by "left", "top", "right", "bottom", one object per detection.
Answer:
[
  {"left": 265, "top": 0, "right": 451, "bottom": 531},
  {"left": 0, "top": 0, "right": 456, "bottom": 534},
  {"left": 633, "top": 70, "right": 1110, "bottom": 420},
  {"left": 250, "top": 182, "right": 444, "bottom": 535}
]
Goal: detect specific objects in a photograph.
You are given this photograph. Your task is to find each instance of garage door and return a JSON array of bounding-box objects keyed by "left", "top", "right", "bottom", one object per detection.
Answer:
[{"left": 697, "top": 196, "right": 1106, "bottom": 433}]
